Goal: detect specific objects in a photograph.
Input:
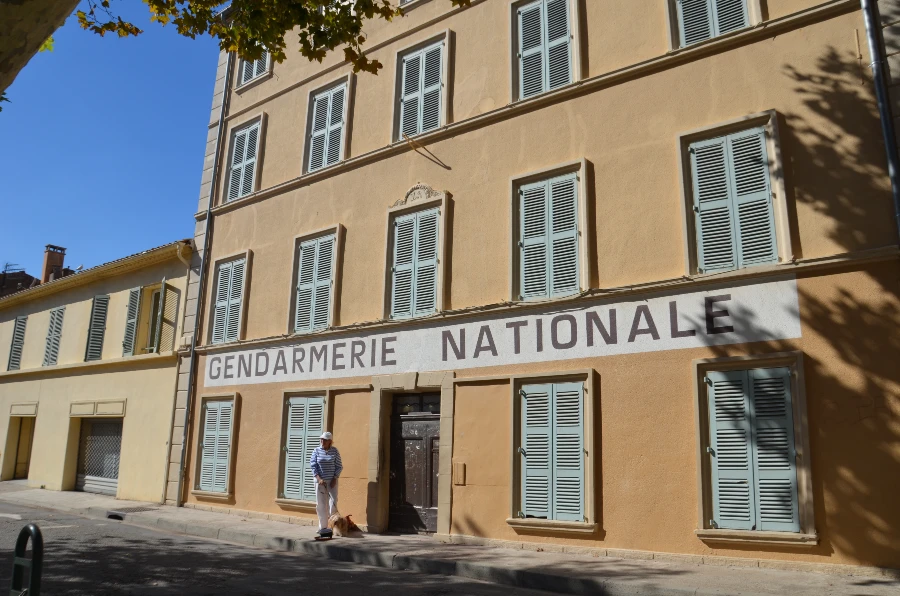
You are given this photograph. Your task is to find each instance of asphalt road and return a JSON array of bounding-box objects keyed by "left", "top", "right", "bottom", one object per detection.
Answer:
[{"left": 0, "top": 502, "right": 547, "bottom": 595}]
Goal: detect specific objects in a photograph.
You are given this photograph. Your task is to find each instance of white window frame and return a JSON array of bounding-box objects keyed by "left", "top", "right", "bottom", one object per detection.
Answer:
[
  {"left": 208, "top": 250, "right": 253, "bottom": 345},
  {"left": 302, "top": 75, "right": 354, "bottom": 174},
  {"left": 235, "top": 49, "right": 273, "bottom": 90},
  {"left": 391, "top": 31, "right": 452, "bottom": 143},
  {"left": 665, "top": 0, "right": 764, "bottom": 50},
  {"left": 286, "top": 225, "right": 345, "bottom": 334},
  {"left": 222, "top": 113, "right": 267, "bottom": 204}
]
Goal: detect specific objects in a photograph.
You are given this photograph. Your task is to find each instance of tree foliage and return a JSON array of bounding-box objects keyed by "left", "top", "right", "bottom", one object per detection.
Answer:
[{"left": 77, "top": 0, "right": 471, "bottom": 74}]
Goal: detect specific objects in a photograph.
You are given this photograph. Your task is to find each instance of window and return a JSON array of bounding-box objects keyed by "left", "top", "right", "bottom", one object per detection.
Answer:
[
  {"left": 518, "top": 381, "right": 584, "bottom": 521},
  {"left": 239, "top": 50, "right": 270, "bottom": 86},
  {"left": 226, "top": 121, "right": 262, "bottom": 202},
  {"left": 281, "top": 396, "right": 325, "bottom": 501},
  {"left": 122, "top": 288, "right": 141, "bottom": 356},
  {"left": 397, "top": 40, "right": 444, "bottom": 139},
  {"left": 294, "top": 234, "right": 336, "bottom": 333},
  {"left": 84, "top": 295, "right": 110, "bottom": 362},
  {"left": 307, "top": 83, "right": 347, "bottom": 172},
  {"left": 146, "top": 289, "right": 164, "bottom": 353},
  {"left": 42, "top": 307, "right": 65, "bottom": 366},
  {"left": 689, "top": 126, "right": 777, "bottom": 273},
  {"left": 121, "top": 282, "right": 168, "bottom": 356},
  {"left": 706, "top": 367, "right": 799, "bottom": 532},
  {"left": 211, "top": 257, "right": 247, "bottom": 344},
  {"left": 515, "top": 0, "right": 572, "bottom": 100},
  {"left": 7, "top": 316, "right": 27, "bottom": 371},
  {"left": 517, "top": 172, "right": 580, "bottom": 300},
  {"left": 676, "top": 0, "right": 750, "bottom": 47},
  {"left": 198, "top": 398, "right": 236, "bottom": 494},
  {"left": 390, "top": 208, "right": 440, "bottom": 319}
]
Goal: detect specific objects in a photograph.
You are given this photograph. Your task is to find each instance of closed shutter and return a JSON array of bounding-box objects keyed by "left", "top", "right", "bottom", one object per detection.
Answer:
[
  {"left": 7, "top": 316, "right": 27, "bottom": 371},
  {"left": 518, "top": 1, "right": 544, "bottom": 99},
  {"left": 42, "top": 307, "right": 65, "bottom": 366},
  {"left": 84, "top": 295, "right": 110, "bottom": 361},
  {"left": 391, "top": 208, "right": 439, "bottom": 319},
  {"left": 399, "top": 42, "right": 443, "bottom": 138},
  {"left": 414, "top": 209, "right": 439, "bottom": 315},
  {"left": 521, "top": 384, "right": 552, "bottom": 518},
  {"left": 678, "top": 0, "right": 748, "bottom": 47},
  {"left": 122, "top": 288, "right": 141, "bottom": 356},
  {"left": 421, "top": 44, "right": 443, "bottom": 133},
  {"left": 549, "top": 174, "right": 579, "bottom": 296},
  {"left": 283, "top": 396, "right": 325, "bottom": 501},
  {"left": 226, "top": 123, "right": 260, "bottom": 202},
  {"left": 399, "top": 53, "right": 422, "bottom": 139},
  {"left": 308, "top": 84, "right": 346, "bottom": 172},
  {"left": 691, "top": 128, "right": 776, "bottom": 273},
  {"left": 212, "top": 259, "right": 246, "bottom": 344},
  {"left": 391, "top": 213, "right": 416, "bottom": 319},
  {"left": 518, "top": 0, "right": 570, "bottom": 100},
  {"left": 749, "top": 368, "right": 799, "bottom": 532},
  {"left": 552, "top": 382, "right": 583, "bottom": 521},
  {"left": 713, "top": 0, "right": 749, "bottom": 35},
  {"left": 199, "top": 400, "right": 235, "bottom": 493},
  {"left": 303, "top": 399, "right": 324, "bottom": 501},
  {"left": 241, "top": 51, "right": 269, "bottom": 85},
  {"left": 151, "top": 279, "right": 167, "bottom": 353},
  {"left": 211, "top": 262, "right": 231, "bottom": 344},
  {"left": 520, "top": 181, "right": 549, "bottom": 299},
  {"left": 295, "top": 234, "right": 335, "bottom": 333},
  {"left": 545, "top": 0, "right": 571, "bottom": 91}
]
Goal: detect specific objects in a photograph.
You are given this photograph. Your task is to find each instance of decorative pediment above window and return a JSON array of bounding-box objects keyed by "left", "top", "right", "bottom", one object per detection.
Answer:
[{"left": 391, "top": 183, "right": 449, "bottom": 208}]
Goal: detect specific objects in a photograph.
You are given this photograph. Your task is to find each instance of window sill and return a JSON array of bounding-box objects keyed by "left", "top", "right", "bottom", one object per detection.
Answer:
[
  {"left": 275, "top": 498, "right": 317, "bottom": 513},
  {"left": 695, "top": 529, "right": 818, "bottom": 546},
  {"left": 506, "top": 518, "right": 598, "bottom": 535},
  {"left": 399, "top": 0, "right": 436, "bottom": 14},
  {"left": 191, "top": 489, "right": 233, "bottom": 501},
  {"left": 235, "top": 71, "right": 273, "bottom": 94},
  {"left": 0, "top": 350, "right": 177, "bottom": 379}
]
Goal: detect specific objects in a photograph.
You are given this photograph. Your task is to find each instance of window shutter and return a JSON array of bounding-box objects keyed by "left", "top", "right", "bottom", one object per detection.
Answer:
[
  {"left": 729, "top": 128, "right": 777, "bottom": 268},
  {"left": 549, "top": 174, "right": 579, "bottom": 296},
  {"left": 313, "top": 236, "right": 334, "bottom": 329},
  {"left": 7, "top": 316, "right": 27, "bottom": 371},
  {"left": 199, "top": 402, "right": 219, "bottom": 491},
  {"left": 414, "top": 209, "right": 439, "bottom": 316},
  {"left": 400, "top": 53, "right": 422, "bottom": 138},
  {"left": 391, "top": 213, "right": 417, "bottom": 318},
  {"left": 295, "top": 235, "right": 335, "bottom": 333},
  {"left": 519, "top": 181, "right": 549, "bottom": 299},
  {"left": 521, "top": 384, "right": 552, "bottom": 518},
  {"left": 84, "top": 295, "right": 110, "bottom": 362},
  {"left": 545, "top": 0, "right": 571, "bottom": 91},
  {"left": 678, "top": 0, "right": 713, "bottom": 46},
  {"left": 552, "top": 382, "right": 584, "bottom": 521},
  {"left": 200, "top": 400, "right": 235, "bottom": 493},
  {"left": 301, "top": 398, "right": 324, "bottom": 501},
  {"left": 308, "top": 92, "right": 330, "bottom": 172},
  {"left": 707, "top": 370, "right": 755, "bottom": 530},
  {"left": 43, "top": 307, "right": 65, "bottom": 366},
  {"left": 241, "top": 51, "right": 269, "bottom": 85},
  {"left": 211, "top": 262, "right": 231, "bottom": 344},
  {"left": 713, "top": 0, "right": 749, "bottom": 36},
  {"left": 749, "top": 368, "right": 799, "bottom": 532},
  {"left": 284, "top": 398, "right": 307, "bottom": 500},
  {"left": 151, "top": 279, "right": 167, "bottom": 353},
  {"left": 691, "top": 136, "right": 737, "bottom": 272},
  {"left": 308, "top": 84, "right": 346, "bottom": 172},
  {"left": 225, "top": 259, "right": 246, "bottom": 343},
  {"left": 421, "top": 43, "right": 443, "bottom": 133},
  {"left": 326, "top": 85, "right": 346, "bottom": 167},
  {"left": 227, "top": 123, "right": 260, "bottom": 202},
  {"left": 122, "top": 288, "right": 141, "bottom": 356},
  {"left": 518, "top": 1, "right": 545, "bottom": 99}
]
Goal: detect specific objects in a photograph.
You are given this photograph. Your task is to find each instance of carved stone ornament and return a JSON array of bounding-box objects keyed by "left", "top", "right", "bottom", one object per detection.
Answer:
[{"left": 391, "top": 183, "right": 448, "bottom": 208}]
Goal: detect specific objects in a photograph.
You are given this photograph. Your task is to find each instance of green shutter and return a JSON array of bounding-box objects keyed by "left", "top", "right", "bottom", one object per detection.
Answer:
[
  {"left": 679, "top": 0, "right": 748, "bottom": 47},
  {"left": 211, "top": 262, "right": 231, "bottom": 344},
  {"left": 708, "top": 370, "right": 755, "bottom": 530},
  {"left": 545, "top": 0, "right": 571, "bottom": 91},
  {"left": 325, "top": 85, "right": 346, "bottom": 166},
  {"left": 122, "top": 288, "right": 141, "bottom": 356},
  {"left": 420, "top": 43, "right": 443, "bottom": 133},
  {"left": 199, "top": 400, "right": 235, "bottom": 493},
  {"left": 520, "top": 180, "right": 549, "bottom": 299},
  {"left": 225, "top": 259, "right": 245, "bottom": 343},
  {"left": 400, "top": 42, "right": 443, "bottom": 138},
  {"left": 391, "top": 213, "right": 416, "bottom": 318},
  {"left": 520, "top": 174, "right": 578, "bottom": 300},
  {"left": 549, "top": 173, "right": 579, "bottom": 297},
  {"left": 414, "top": 209, "right": 439, "bottom": 316},
  {"left": 518, "top": 1, "right": 544, "bottom": 99},
  {"left": 521, "top": 383, "right": 552, "bottom": 518},
  {"left": 691, "top": 135, "right": 737, "bottom": 272},
  {"left": 518, "top": 0, "right": 570, "bottom": 99},
  {"left": 399, "top": 51, "right": 422, "bottom": 138},
  {"left": 84, "top": 295, "right": 110, "bottom": 362},
  {"left": 241, "top": 51, "right": 269, "bottom": 85},
  {"left": 7, "top": 316, "right": 27, "bottom": 371},
  {"left": 730, "top": 129, "right": 777, "bottom": 267},
  {"left": 749, "top": 368, "right": 799, "bottom": 532},
  {"left": 309, "top": 84, "right": 346, "bottom": 172},
  {"left": 295, "top": 234, "right": 335, "bottom": 333},
  {"left": 284, "top": 397, "right": 325, "bottom": 501},
  {"left": 392, "top": 209, "right": 439, "bottom": 319},
  {"left": 42, "top": 307, "right": 65, "bottom": 366},
  {"left": 713, "top": 0, "right": 749, "bottom": 35},
  {"left": 308, "top": 92, "right": 330, "bottom": 171},
  {"left": 303, "top": 398, "right": 324, "bottom": 501},
  {"left": 227, "top": 123, "right": 260, "bottom": 202},
  {"left": 551, "top": 382, "right": 584, "bottom": 521},
  {"left": 151, "top": 279, "right": 167, "bottom": 353}
]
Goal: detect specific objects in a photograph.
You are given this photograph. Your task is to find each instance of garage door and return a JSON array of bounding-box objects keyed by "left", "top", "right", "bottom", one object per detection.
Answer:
[{"left": 76, "top": 419, "right": 123, "bottom": 495}]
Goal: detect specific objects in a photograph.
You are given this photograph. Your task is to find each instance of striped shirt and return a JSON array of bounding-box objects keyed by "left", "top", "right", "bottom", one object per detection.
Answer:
[{"left": 310, "top": 446, "right": 343, "bottom": 481}]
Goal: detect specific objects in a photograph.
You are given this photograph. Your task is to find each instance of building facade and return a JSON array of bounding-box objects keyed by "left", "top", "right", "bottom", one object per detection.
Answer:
[
  {"left": 181, "top": 0, "right": 900, "bottom": 572},
  {"left": 0, "top": 241, "right": 192, "bottom": 502}
]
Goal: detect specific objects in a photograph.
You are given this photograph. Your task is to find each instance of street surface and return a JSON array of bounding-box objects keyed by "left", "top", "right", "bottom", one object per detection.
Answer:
[{"left": 0, "top": 501, "right": 546, "bottom": 595}]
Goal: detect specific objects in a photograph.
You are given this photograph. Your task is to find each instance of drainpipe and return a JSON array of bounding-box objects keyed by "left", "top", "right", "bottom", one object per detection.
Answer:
[
  {"left": 175, "top": 50, "right": 234, "bottom": 506},
  {"left": 861, "top": 0, "right": 900, "bottom": 238}
]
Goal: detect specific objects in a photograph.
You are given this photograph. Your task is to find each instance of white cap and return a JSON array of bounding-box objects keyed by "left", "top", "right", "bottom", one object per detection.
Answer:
[{"left": 320, "top": 432, "right": 333, "bottom": 441}]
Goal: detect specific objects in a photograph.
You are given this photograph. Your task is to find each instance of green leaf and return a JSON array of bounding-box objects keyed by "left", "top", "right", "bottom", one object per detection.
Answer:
[{"left": 39, "top": 36, "right": 55, "bottom": 52}]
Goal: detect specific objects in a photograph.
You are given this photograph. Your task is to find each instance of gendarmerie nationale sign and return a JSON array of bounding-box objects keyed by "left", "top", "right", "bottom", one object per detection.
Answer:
[{"left": 205, "top": 276, "right": 801, "bottom": 387}]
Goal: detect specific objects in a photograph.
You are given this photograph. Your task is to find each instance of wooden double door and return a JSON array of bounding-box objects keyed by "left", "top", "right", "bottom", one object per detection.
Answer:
[{"left": 389, "top": 393, "right": 440, "bottom": 533}]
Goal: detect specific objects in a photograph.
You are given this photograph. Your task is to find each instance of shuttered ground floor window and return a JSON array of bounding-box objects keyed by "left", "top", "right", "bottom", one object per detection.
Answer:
[
  {"left": 198, "top": 398, "right": 236, "bottom": 494},
  {"left": 281, "top": 395, "right": 325, "bottom": 501}
]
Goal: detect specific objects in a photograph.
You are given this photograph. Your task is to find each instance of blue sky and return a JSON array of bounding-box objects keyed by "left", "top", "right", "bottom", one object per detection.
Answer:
[{"left": 0, "top": 2, "right": 220, "bottom": 276}]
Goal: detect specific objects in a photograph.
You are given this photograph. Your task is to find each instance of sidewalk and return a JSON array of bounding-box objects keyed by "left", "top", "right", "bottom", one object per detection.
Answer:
[{"left": 0, "top": 485, "right": 896, "bottom": 596}]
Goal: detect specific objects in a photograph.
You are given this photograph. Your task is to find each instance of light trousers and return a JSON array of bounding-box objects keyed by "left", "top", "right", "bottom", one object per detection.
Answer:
[{"left": 316, "top": 482, "right": 339, "bottom": 530}]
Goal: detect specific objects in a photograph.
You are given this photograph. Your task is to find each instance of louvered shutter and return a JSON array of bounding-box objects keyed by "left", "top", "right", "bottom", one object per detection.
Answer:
[
  {"left": 211, "top": 262, "right": 231, "bottom": 344},
  {"left": 199, "top": 402, "right": 219, "bottom": 491},
  {"left": 227, "top": 123, "right": 260, "bottom": 202},
  {"left": 730, "top": 129, "right": 777, "bottom": 267},
  {"left": 421, "top": 44, "right": 443, "bottom": 133},
  {"left": 713, "top": 0, "right": 749, "bottom": 36},
  {"left": 84, "top": 295, "right": 110, "bottom": 361},
  {"left": 214, "top": 401, "right": 234, "bottom": 493},
  {"left": 552, "top": 382, "right": 583, "bottom": 521},
  {"left": 151, "top": 279, "right": 167, "bottom": 352},
  {"left": 302, "top": 398, "right": 325, "bottom": 501},
  {"left": 545, "top": 0, "right": 571, "bottom": 91},
  {"left": 241, "top": 51, "right": 269, "bottom": 85},
  {"left": 199, "top": 400, "right": 235, "bottom": 493},
  {"left": 225, "top": 259, "right": 245, "bottom": 343},
  {"left": 414, "top": 209, "right": 439, "bottom": 316},
  {"left": 521, "top": 384, "right": 552, "bottom": 518},
  {"left": 7, "top": 316, "right": 27, "bottom": 371},
  {"left": 678, "top": 0, "right": 748, "bottom": 47},
  {"left": 43, "top": 307, "right": 65, "bottom": 366},
  {"left": 399, "top": 52, "right": 422, "bottom": 138},
  {"left": 549, "top": 174, "right": 579, "bottom": 297},
  {"left": 707, "top": 370, "right": 755, "bottom": 530},
  {"left": 518, "top": 1, "right": 544, "bottom": 99},
  {"left": 308, "top": 84, "right": 346, "bottom": 172},
  {"left": 284, "top": 398, "right": 307, "bottom": 500},
  {"left": 749, "top": 368, "right": 799, "bottom": 532},
  {"left": 295, "top": 235, "right": 335, "bottom": 333},
  {"left": 520, "top": 181, "right": 549, "bottom": 299},
  {"left": 122, "top": 288, "right": 141, "bottom": 356},
  {"left": 691, "top": 136, "right": 737, "bottom": 272},
  {"left": 308, "top": 92, "right": 330, "bottom": 172},
  {"left": 391, "top": 213, "right": 417, "bottom": 318},
  {"left": 325, "top": 85, "right": 346, "bottom": 166}
]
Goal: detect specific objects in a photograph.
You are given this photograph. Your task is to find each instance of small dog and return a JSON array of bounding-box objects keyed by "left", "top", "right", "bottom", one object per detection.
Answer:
[{"left": 328, "top": 512, "right": 349, "bottom": 537}]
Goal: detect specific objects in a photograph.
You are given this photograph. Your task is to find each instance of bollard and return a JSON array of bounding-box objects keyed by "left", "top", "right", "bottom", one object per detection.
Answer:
[{"left": 9, "top": 523, "right": 42, "bottom": 596}]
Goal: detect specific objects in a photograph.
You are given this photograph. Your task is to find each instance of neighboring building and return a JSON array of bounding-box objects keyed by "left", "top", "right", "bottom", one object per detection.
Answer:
[
  {"left": 0, "top": 267, "right": 38, "bottom": 299},
  {"left": 180, "top": 0, "right": 900, "bottom": 574},
  {"left": 0, "top": 241, "right": 192, "bottom": 502}
]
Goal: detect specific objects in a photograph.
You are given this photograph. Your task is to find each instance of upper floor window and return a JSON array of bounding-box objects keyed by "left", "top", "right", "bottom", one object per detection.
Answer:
[
  {"left": 211, "top": 257, "right": 248, "bottom": 344},
  {"left": 294, "top": 233, "right": 336, "bottom": 333},
  {"left": 689, "top": 126, "right": 777, "bottom": 273},
  {"left": 516, "top": 0, "right": 572, "bottom": 100},
  {"left": 397, "top": 40, "right": 444, "bottom": 139},
  {"left": 7, "top": 316, "right": 27, "bottom": 371},
  {"left": 239, "top": 50, "right": 270, "bottom": 86},
  {"left": 390, "top": 207, "right": 440, "bottom": 319},
  {"left": 307, "top": 83, "right": 347, "bottom": 173},
  {"left": 84, "top": 295, "right": 110, "bottom": 362},
  {"left": 226, "top": 120, "right": 262, "bottom": 202},
  {"left": 122, "top": 281, "right": 170, "bottom": 356},
  {"left": 676, "top": 0, "right": 750, "bottom": 47},
  {"left": 42, "top": 306, "right": 65, "bottom": 366}
]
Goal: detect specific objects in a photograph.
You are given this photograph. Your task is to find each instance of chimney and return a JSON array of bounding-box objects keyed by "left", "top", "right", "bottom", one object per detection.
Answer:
[{"left": 41, "top": 245, "right": 66, "bottom": 283}]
